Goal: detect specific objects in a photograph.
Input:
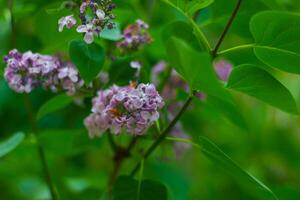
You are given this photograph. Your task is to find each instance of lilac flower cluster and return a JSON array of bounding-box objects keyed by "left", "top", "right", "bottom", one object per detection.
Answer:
[
  {"left": 117, "top": 20, "right": 152, "bottom": 52},
  {"left": 84, "top": 83, "right": 164, "bottom": 138},
  {"left": 3, "top": 49, "right": 83, "bottom": 94},
  {"left": 58, "top": 0, "right": 116, "bottom": 44}
]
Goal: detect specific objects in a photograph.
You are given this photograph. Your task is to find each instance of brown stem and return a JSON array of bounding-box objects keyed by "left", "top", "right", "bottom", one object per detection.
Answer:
[
  {"left": 212, "top": 0, "right": 243, "bottom": 58},
  {"left": 107, "top": 137, "right": 138, "bottom": 198}
]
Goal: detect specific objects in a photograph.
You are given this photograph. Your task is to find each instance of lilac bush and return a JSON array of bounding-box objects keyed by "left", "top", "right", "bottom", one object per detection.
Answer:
[{"left": 2, "top": 0, "right": 299, "bottom": 199}]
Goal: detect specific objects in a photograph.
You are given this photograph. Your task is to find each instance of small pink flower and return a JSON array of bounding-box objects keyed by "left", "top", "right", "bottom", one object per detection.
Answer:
[
  {"left": 213, "top": 59, "right": 233, "bottom": 81},
  {"left": 76, "top": 23, "right": 97, "bottom": 44},
  {"left": 58, "top": 66, "right": 78, "bottom": 82},
  {"left": 58, "top": 15, "right": 77, "bottom": 32},
  {"left": 80, "top": 2, "right": 88, "bottom": 13},
  {"left": 96, "top": 9, "right": 105, "bottom": 20}
]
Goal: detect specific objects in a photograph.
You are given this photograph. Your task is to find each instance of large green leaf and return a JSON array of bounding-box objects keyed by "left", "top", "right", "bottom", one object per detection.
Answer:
[
  {"left": 165, "top": 136, "right": 278, "bottom": 199},
  {"left": 69, "top": 40, "right": 105, "bottom": 84},
  {"left": 250, "top": 11, "right": 300, "bottom": 74},
  {"left": 227, "top": 64, "right": 298, "bottom": 113},
  {"left": 166, "top": 37, "right": 232, "bottom": 103},
  {"left": 37, "top": 94, "right": 73, "bottom": 120},
  {"left": 0, "top": 132, "right": 25, "bottom": 158},
  {"left": 198, "top": 136, "right": 278, "bottom": 200},
  {"left": 113, "top": 176, "right": 168, "bottom": 200}
]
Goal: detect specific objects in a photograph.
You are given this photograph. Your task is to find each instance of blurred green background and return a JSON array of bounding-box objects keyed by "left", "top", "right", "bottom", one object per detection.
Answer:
[{"left": 1, "top": 0, "right": 300, "bottom": 199}]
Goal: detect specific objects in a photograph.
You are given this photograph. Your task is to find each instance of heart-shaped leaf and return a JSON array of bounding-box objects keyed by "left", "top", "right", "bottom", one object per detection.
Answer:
[
  {"left": 227, "top": 64, "right": 298, "bottom": 113},
  {"left": 250, "top": 11, "right": 300, "bottom": 74}
]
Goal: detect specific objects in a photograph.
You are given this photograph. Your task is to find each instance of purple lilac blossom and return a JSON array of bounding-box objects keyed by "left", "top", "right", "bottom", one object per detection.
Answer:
[
  {"left": 117, "top": 19, "right": 152, "bottom": 52},
  {"left": 84, "top": 83, "right": 164, "bottom": 138},
  {"left": 130, "top": 60, "right": 142, "bottom": 78},
  {"left": 213, "top": 59, "right": 233, "bottom": 82},
  {"left": 59, "top": 0, "right": 116, "bottom": 44},
  {"left": 3, "top": 49, "right": 83, "bottom": 94},
  {"left": 58, "top": 15, "right": 77, "bottom": 32}
]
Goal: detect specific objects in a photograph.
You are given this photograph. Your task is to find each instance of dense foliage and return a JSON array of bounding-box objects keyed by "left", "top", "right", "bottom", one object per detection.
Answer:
[{"left": 1, "top": 0, "right": 300, "bottom": 199}]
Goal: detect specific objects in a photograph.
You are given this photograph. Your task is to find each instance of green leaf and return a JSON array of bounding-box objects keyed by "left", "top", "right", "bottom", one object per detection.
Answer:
[
  {"left": 37, "top": 94, "right": 73, "bottom": 120},
  {"left": 0, "top": 132, "right": 25, "bottom": 158},
  {"left": 159, "top": 0, "right": 211, "bottom": 51},
  {"left": 198, "top": 136, "right": 278, "bottom": 200},
  {"left": 166, "top": 37, "right": 232, "bottom": 103},
  {"left": 69, "top": 40, "right": 105, "bottom": 83},
  {"left": 100, "top": 23, "right": 122, "bottom": 41},
  {"left": 108, "top": 57, "right": 136, "bottom": 85},
  {"left": 162, "top": 21, "right": 202, "bottom": 51},
  {"left": 162, "top": 0, "right": 214, "bottom": 16},
  {"left": 227, "top": 64, "right": 298, "bottom": 114},
  {"left": 113, "top": 176, "right": 168, "bottom": 200},
  {"left": 250, "top": 11, "right": 300, "bottom": 74}
]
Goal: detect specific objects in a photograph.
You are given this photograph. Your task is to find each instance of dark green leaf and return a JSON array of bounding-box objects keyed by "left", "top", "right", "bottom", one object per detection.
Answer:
[
  {"left": 198, "top": 136, "right": 278, "bottom": 200},
  {"left": 108, "top": 57, "right": 136, "bottom": 85},
  {"left": 0, "top": 132, "right": 25, "bottom": 158},
  {"left": 227, "top": 64, "right": 298, "bottom": 113},
  {"left": 113, "top": 176, "right": 168, "bottom": 200},
  {"left": 37, "top": 94, "right": 73, "bottom": 120},
  {"left": 250, "top": 11, "right": 300, "bottom": 74},
  {"left": 69, "top": 40, "right": 105, "bottom": 83}
]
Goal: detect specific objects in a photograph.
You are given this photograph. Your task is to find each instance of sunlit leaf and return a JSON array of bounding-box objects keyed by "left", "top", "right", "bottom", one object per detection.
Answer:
[{"left": 0, "top": 132, "right": 25, "bottom": 158}]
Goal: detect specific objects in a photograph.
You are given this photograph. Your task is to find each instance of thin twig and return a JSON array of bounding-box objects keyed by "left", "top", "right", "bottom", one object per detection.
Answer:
[
  {"left": 130, "top": 94, "right": 194, "bottom": 177},
  {"left": 23, "top": 94, "right": 58, "bottom": 200},
  {"left": 212, "top": 0, "right": 243, "bottom": 58}
]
